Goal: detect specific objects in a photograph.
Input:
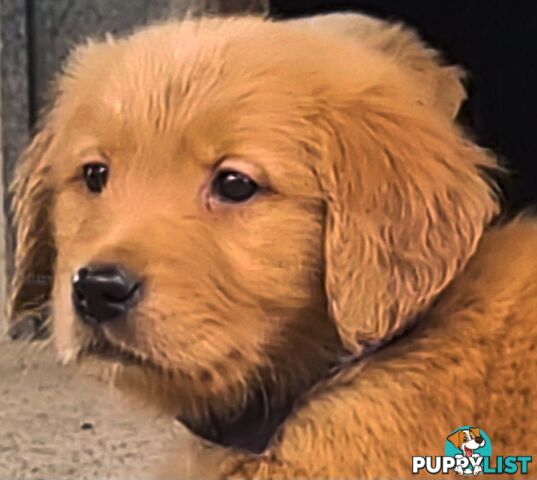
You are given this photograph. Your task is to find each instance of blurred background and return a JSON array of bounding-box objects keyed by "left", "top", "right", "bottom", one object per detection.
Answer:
[{"left": 1, "top": 0, "right": 536, "bottom": 478}]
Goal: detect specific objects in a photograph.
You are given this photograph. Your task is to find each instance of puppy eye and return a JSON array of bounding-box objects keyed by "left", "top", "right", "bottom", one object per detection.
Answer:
[
  {"left": 211, "top": 169, "right": 259, "bottom": 203},
  {"left": 83, "top": 163, "right": 108, "bottom": 193}
]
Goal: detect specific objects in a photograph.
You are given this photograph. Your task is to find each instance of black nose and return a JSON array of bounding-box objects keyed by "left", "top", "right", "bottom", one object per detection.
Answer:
[
  {"left": 475, "top": 436, "right": 484, "bottom": 444},
  {"left": 72, "top": 265, "right": 141, "bottom": 325}
]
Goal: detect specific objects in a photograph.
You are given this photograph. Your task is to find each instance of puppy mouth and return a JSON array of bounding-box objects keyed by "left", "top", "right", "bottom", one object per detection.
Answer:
[{"left": 84, "top": 329, "right": 162, "bottom": 372}]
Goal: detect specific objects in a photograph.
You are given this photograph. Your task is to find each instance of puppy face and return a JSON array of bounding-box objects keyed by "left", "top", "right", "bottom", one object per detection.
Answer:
[
  {"left": 448, "top": 428, "right": 486, "bottom": 454},
  {"left": 10, "top": 16, "right": 499, "bottom": 425},
  {"left": 24, "top": 19, "right": 343, "bottom": 422}
]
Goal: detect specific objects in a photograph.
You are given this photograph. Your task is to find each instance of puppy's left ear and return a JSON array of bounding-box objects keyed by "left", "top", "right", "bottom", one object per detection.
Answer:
[
  {"left": 317, "top": 96, "right": 499, "bottom": 354},
  {"left": 447, "top": 431, "right": 464, "bottom": 449},
  {"left": 7, "top": 124, "right": 56, "bottom": 336}
]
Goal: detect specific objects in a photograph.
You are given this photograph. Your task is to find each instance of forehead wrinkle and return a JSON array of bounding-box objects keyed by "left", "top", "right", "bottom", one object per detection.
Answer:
[
  {"left": 76, "top": 20, "right": 322, "bottom": 121},
  {"left": 59, "top": 14, "right": 393, "bottom": 137},
  {"left": 62, "top": 29, "right": 229, "bottom": 136},
  {"left": 142, "top": 51, "right": 228, "bottom": 129},
  {"left": 95, "top": 61, "right": 223, "bottom": 137},
  {"left": 56, "top": 16, "right": 369, "bottom": 175}
]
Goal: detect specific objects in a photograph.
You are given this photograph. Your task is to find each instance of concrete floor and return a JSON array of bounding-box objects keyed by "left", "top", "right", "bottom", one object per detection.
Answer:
[{"left": 0, "top": 338, "right": 185, "bottom": 479}]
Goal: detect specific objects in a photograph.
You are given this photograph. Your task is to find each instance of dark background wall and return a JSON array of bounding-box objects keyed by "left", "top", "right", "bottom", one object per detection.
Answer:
[{"left": 271, "top": 0, "right": 537, "bottom": 213}]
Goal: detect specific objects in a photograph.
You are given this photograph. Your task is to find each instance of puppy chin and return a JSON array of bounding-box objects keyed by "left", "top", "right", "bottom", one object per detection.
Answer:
[
  {"left": 74, "top": 336, "right": 237, "bottom": 425},
  {"left": 52, "top": 310, "right": 191, "bottom": 417},
  {"left": 87, "top": 358, "right": 190, "bottom": 418}
]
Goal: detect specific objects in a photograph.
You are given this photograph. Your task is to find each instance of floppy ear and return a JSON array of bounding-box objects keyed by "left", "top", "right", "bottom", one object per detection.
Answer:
[
  {"left": 447, "top": 430, "right": 464, "bottom": 449},
  {"left": 7, "top": 125, "right": 56, "bottom": 336},
  {"left": 317, "top": 92, "right": 499, "bottom": 354},
  {"left": 288, "top": 13, "right": 465, "bottom": 119},
  {"left": 470, "top": 427, "right": 481, "bottom": 438}
]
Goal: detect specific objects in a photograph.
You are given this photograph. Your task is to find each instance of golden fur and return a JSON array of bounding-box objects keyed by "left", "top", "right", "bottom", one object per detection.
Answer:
[{"left": 9, "top": 13, "right": 537, "bottom": 479}]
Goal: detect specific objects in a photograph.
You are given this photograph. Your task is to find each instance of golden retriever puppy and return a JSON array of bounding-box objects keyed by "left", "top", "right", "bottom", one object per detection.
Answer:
[{"left": 9, "top": 13, "right": 537, "bottom": 479}]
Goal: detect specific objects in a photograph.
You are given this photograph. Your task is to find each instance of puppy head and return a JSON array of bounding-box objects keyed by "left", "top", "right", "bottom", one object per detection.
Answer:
[
  {"left": 448, "top": 428, "right": 485, "bottom": 451},
  {"left": 9, "top": 16, "right": 498, "bottom": 425}
]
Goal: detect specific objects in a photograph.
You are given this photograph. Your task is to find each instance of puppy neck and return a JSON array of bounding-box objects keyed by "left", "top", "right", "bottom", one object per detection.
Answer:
[
  {"left": 176, "top": 309, "right": 344, "bottom": 453},
  {"left": 177, "top": 386, "right": 296, "bottom": 454},
  {"left": 178, "top": 352, "right": 350, "bottom": 454}
]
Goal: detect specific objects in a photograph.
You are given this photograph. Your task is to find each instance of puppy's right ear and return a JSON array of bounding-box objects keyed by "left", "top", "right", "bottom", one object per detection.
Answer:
[
  {"left": 287, "top": 13, "right": 466, "bottom": 119},
  {"left": 7, "top": 125, "right": 56, "bottom": 337}
]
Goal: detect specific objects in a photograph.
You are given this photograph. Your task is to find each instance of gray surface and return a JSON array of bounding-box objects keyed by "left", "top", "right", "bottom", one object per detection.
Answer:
[
  {"left": 1, "top": 0, "right": 31, "bottom": 291},
  {"left": 0, "top": 0, "right": 5, "bottom": 324},
  {"left": 0, "top": 339, "right": 185, "bottom": 479},
  {"left": 1, "top": 0, "right": 29, "bottom": 186}
]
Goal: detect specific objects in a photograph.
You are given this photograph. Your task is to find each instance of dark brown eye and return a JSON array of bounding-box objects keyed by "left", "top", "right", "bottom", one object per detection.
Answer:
[
  {"left": 83, "top": 163, "right": 108, "bottom": 193},
  {"left": 212, "top": 170, "right": 259, "bottom": 203}
]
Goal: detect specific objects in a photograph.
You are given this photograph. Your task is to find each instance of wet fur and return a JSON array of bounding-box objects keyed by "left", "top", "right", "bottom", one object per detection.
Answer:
[{"left": 9, "top": 14, "right": 537, "bottom": 479}]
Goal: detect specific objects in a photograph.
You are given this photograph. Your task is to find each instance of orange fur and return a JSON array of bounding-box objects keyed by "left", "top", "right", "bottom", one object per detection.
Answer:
[{"left": 9, "top": 13, "right": 537, "bottom": 479}]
